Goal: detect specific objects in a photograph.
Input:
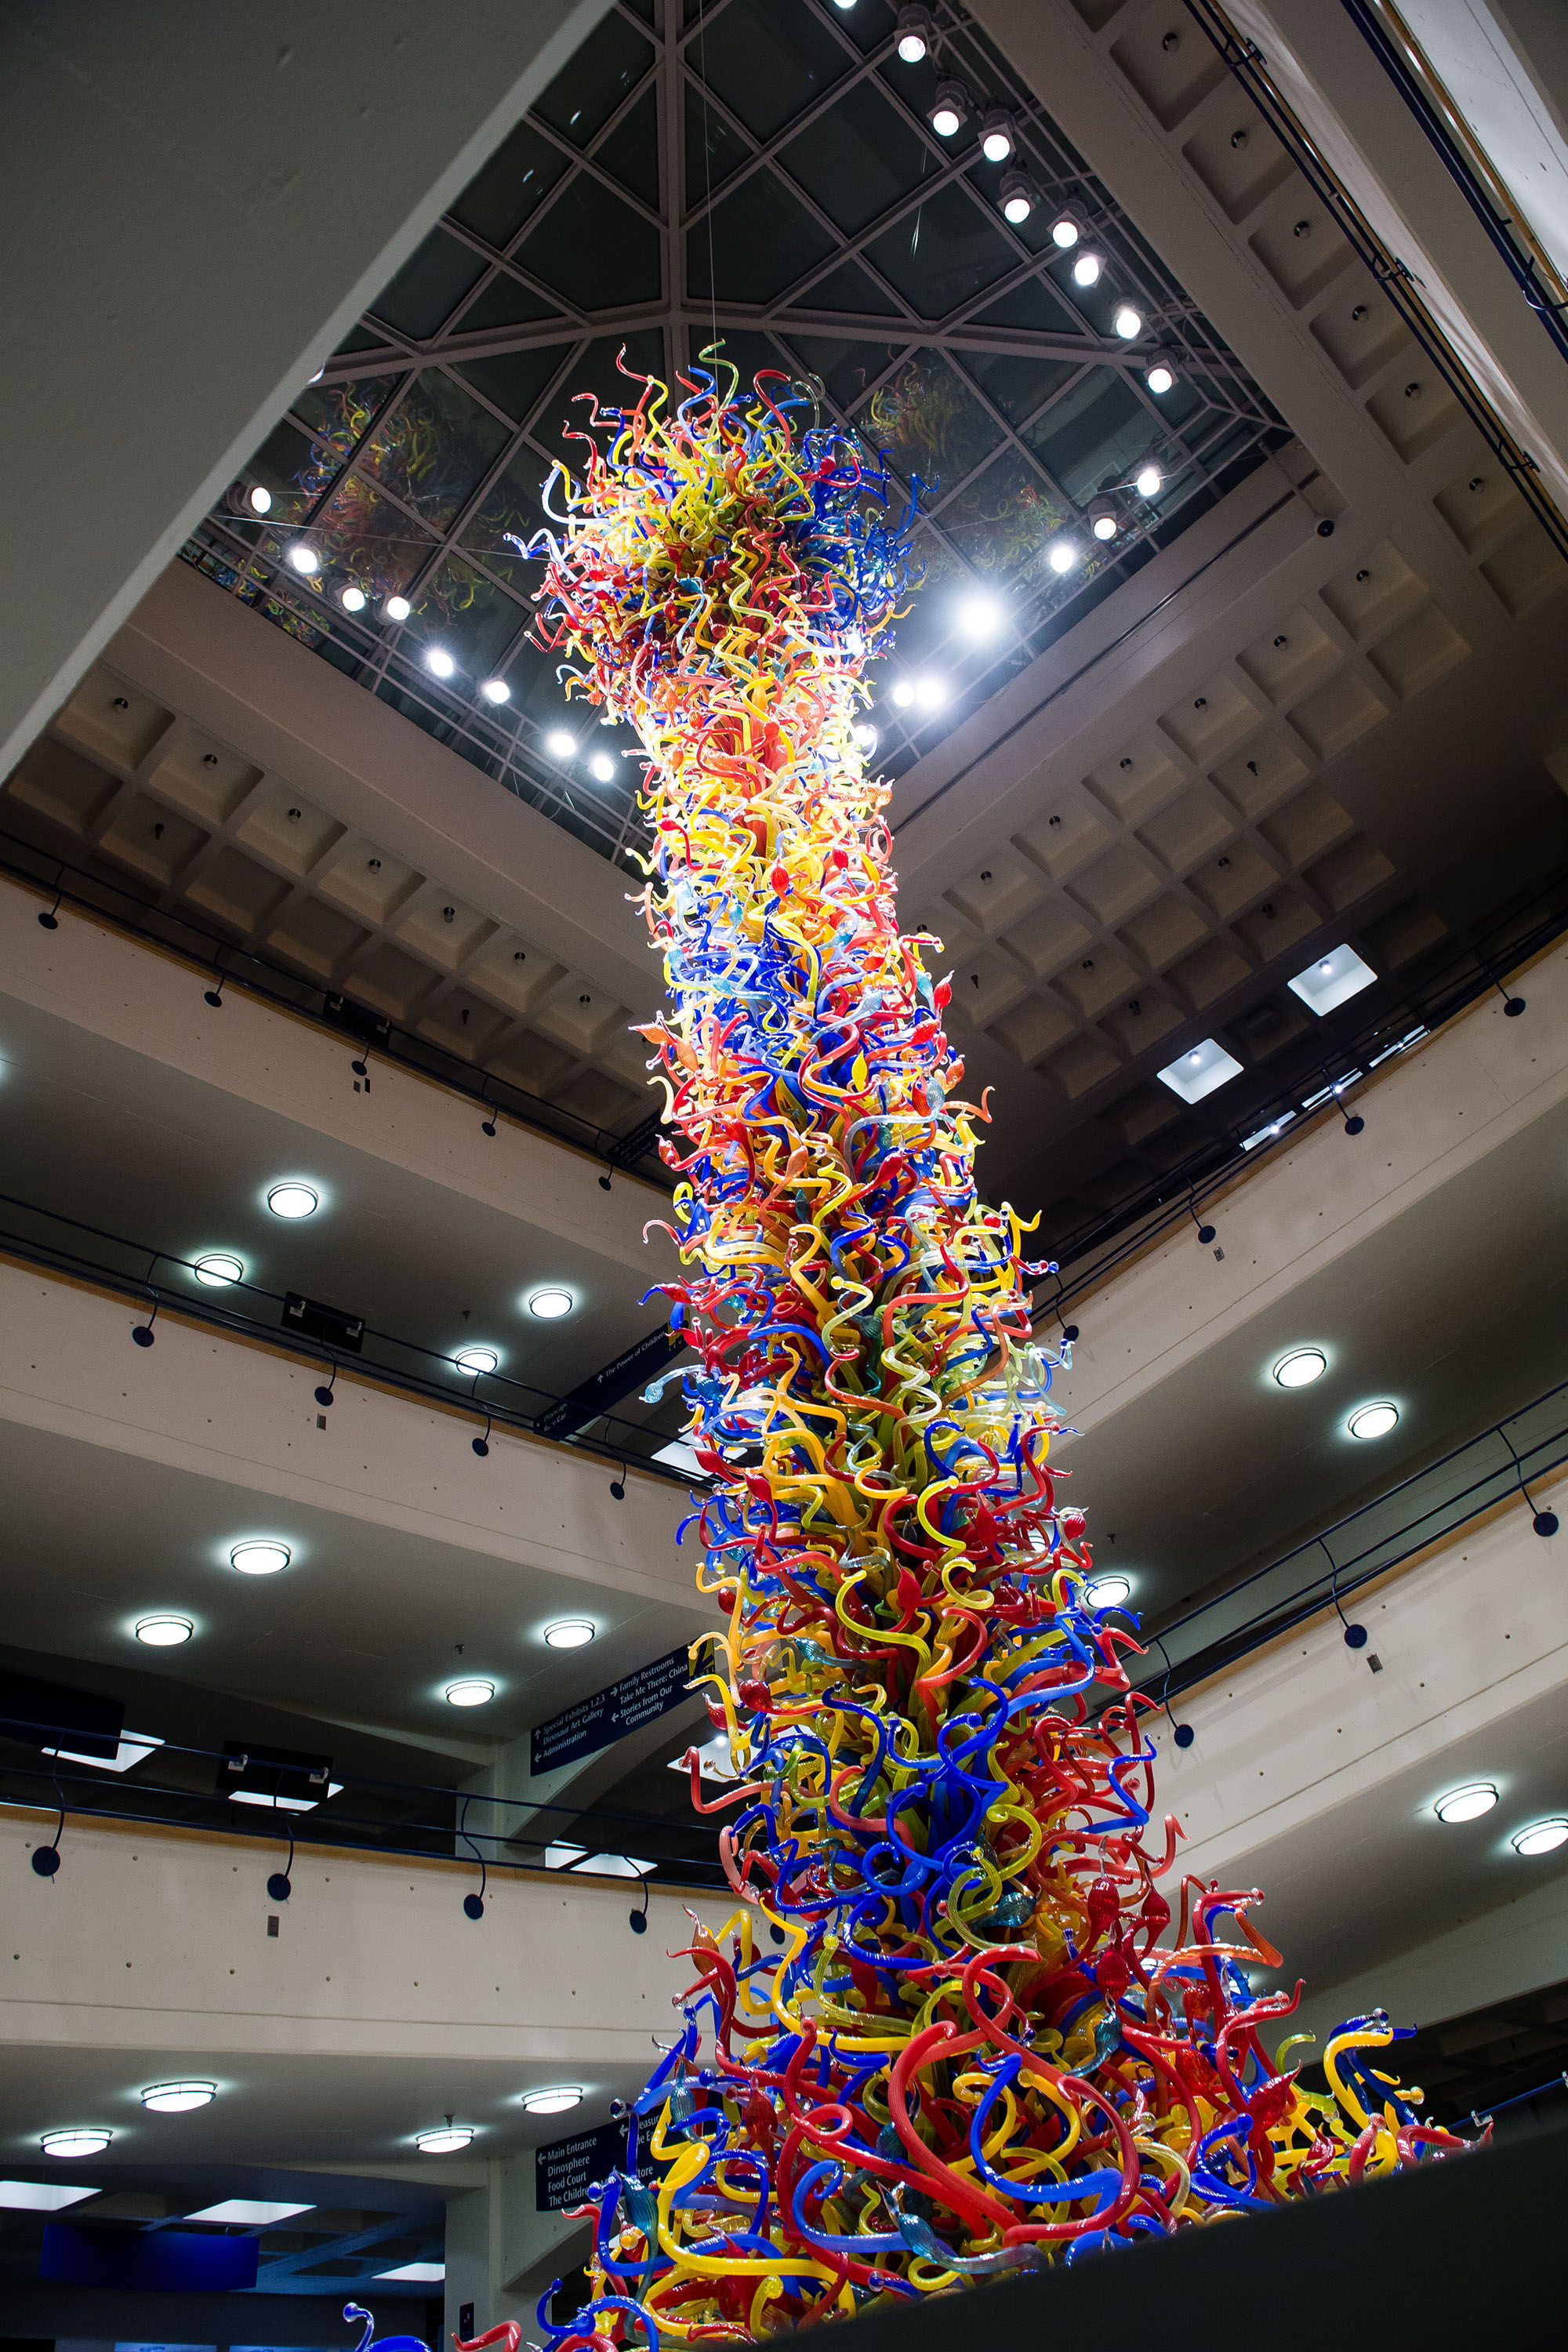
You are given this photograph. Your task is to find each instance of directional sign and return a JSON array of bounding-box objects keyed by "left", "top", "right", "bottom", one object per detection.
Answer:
[
  {"left": 530, "top": 1642, "right": 693, "bottom": 1776},
  {"left": 535, "top": 2119, "right": 655, "bottom": 2212}
]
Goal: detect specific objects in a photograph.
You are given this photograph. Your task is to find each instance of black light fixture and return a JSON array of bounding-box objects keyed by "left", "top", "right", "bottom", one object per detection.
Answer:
[
  {"left": 204, "top": 967, "right": 225, "bottom": 1009},
  {"left": 480, "top": 1082, "right": 497, "bottom": 1138},
  {"left": 132, "top": 1294, "right": 159, "bottom": 1348},
  {"left": 1189, "top": 1198, "right": 1217, "bottom": 1247},
  {"left": 459, "top": 1798, "right": 487, "bottom": 1918},
  {"left": 314, "top": 1367, "right": 337, "bottom": 1410},
  {"left": 472, "top": 1413, "right": 492, "bottom": 1459},
  {"left": 610, "top": 1465, "right": 627, "bottom": 1501},
  {"left": 1322, "top": 1542, "right": 1367, "bottom": 1650},
  {"left": 31, "top": 1801, "right": 65, "bottom": 1878},
  {"left": 37, "top": 887, "right": 62, "bottom": 931},
  {"left": 267, "top": 1832, "right": 294, "bottom": 1905},
  {"left": 1501, "top": 1426, "right": 1559, "bottom": 1537}
]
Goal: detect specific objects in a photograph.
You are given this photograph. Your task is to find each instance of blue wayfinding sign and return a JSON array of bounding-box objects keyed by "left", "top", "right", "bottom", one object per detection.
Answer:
[
  {"left": 530, "top": 1643, "right": 693, "bottom": 1775},
  {"left": 536, "top": 2118, "right": 656, "bottom": 2211}
]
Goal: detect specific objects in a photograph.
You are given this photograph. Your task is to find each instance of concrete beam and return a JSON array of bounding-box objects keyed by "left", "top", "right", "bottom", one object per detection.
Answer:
[{"left": 0, "top": 0, "right": 612, "bottom": 777}]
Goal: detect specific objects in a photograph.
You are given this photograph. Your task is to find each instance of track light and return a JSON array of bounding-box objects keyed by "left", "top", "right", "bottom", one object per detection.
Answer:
[
  {"left": 545, "top": 728, "right": 576, "bottom": 758},
  {"left": 384, "top": 593, "right": 411, "bottom": 622},
  {"left": 1047, "top": 539, "right": 1079, "bottom": 574},
  {"left": 957, "top": 593, "right": 1003, "bottom": 637},
  {"left": 913, "top": 675, "right": 946, "bottom": 710},
  {"left": 930, "top": 78, "right": 967, "bottom": 137},
  {"left": 891, "top": 681, "right": 915, "bottom": 708},
  {"left": 1145, "top": 356, "right": 1177, "bottom": 395},
  {"left": 287, "top": 544, "right": 321, "bottom": 575},
  {"left": 1087, "top": 495, "right": 1118, "bottom": 542},
  {"left": 1135, "top": 462, "right": 1163, "bottom": 498},
  {"left": 1073, "top": 250, "right": 1103, "bottom": 287},
  {"left": 1434, "top": 1783, "right": 1497, "bottom": 1824},
  {"left": 225, "top": 482, "right": 273, "bottom": 517},
  {"left": 895, "top": 5, "right": 934, "bottom": 62},
  {"left": 339, "top": 585, "right": 366, "bottom": 612},
  {"left": 999, "top": 169, "right": 1034, "bottom": 226},
  {"left": 480, "top": 677, "right": 510, "bottom": 704},
  {"left": 1050, "top": 210, "right": 1081, "bottom": 249},
  {"left": 979, "top": 109, "right": 1014, "bottom": 164},
  {"left": 425, "top": 647, "right": 456, "bottom": 680},
  {"left": 1113, "top": 302, "right": 1143, "bottom": 339},
  {"left": 590, "top": 751, "right": 616, "bottom": 782}
]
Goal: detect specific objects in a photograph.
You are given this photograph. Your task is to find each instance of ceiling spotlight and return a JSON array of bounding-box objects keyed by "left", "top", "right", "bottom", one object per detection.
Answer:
[
  {"left": 384, "top": 593, "right": 412, "bottom": 622},
  {"left": 1145, "top": 357, "right": 1177, "bottom": 395},
  {"left": 979, "top": 109, "right": 1014, "bottom": 164},
  {"left": 528, "top": 1287, "right": 574, "bottom": 1319},
  {"left": 225, "top": 481, "right": 274, "bottom": 518},
  {"left": 999, "top": 169, "right": 1034, "bottom": 227},
  {"left": 142, "top": 2082, "right": 216, "bottom": 2114},
  {"left": 545, "top": 728, "right": 576, "bottom": 758},
  {"left": 1113, "top": 302, "right": 1143, "bottom": 339},
  {"left": 480, "top": 677, "right": 510, "bottom": 704},
  {"left": 135, "top": 1615, "right": 193, "bottom": 1648},
  {"left": 415, "top": 2125, "right": 474, "bottom": 2153},
  {"left": 851, "top": 723, "right": 878, "bottom": 753},
  {"left": 41, "top": 2129, "right": 111, "bottom": 2159},
  {"left": 266, "top": 1181, "right": 318, "bottom": 1219},
  {"left": 1087, "top": 495, "right": 1118, "bottom": 542},
  {"left": 930, "top": 79, "right": 967, "bottom": 137},
  {"left": 890, "top": 680, "right": 916, "bottom": 709},
  {"left": 895, "top": 4, "right": 934, "bottom": 63},
  {"left": 913, "top": 675, "right": 946, "bottom": 710},
  {"left": 590, "top": 752, "right": 617, "bottom": 782},
  {"left": 1273, "top": 1348, "right": 1327, "bottom": 1389},
  {"left": 957, "top": 593, "right": 1003, "bottom": 637},
  {"left": 339, "top": 585, "right": 366, "bottom": 613},
  {"left": 425, "top": 647, "right": 456, "bottom": 680},
  {"left": 1135, "top": 462, "right": 1163, "bottom": 498},
  {"left": 193, "top": 1253, "right": 244, "bottom": 1287},
  {"left": 455, "top": 1347, "right": 499, "bottom": 1377},
  {"left": 1288, "top": 944, "right": 1376, "bottom": 1017},
  {"left": 1047, "top": 539, "right": 1079, "bottom": 573},
  {"left": 287, "top": 544, "right": 321, "bottom": 575},
  {"left": 445, "top": 1679, "right": 495, "bottom": 1708},
  {"left": 1051, "top": 211, "right": 1081, "bottom": 249},
  {"left": 1348, "top": 1400, "right": 1399, "bottom": 1441},
  {"left": 1083, "top": 1572, "right": 1131, "bottom": 1608},
  {"left": 1073, "top": 249, "right": 1103, "bottom": 287},
  {"left": 1434, "top": 1782, "right": 1497, "bottom": 1824},
  {"left": 544, "top": 1618, "right": 596, "bottom": 1650},
  {"left": 1512, "top": 1818, "right": 1568, "bottom": 1857},
  {"left": 521, "top": 2087, "right": 583, "bottom": 2115},
  {"left": 230, "top": 1541, "right": 291, "bottom": 1577}
]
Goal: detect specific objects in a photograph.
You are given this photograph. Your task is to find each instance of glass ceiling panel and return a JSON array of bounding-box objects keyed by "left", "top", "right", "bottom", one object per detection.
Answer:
[{"left": 187, "top": 0, "right": 1290, "bottom": 864}]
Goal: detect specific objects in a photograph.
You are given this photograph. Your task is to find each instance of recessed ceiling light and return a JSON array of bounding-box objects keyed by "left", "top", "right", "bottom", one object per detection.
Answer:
[
  {"left": 1145, "top": 359, "right": 1176, "bottom": 394},
  {"left": 266, "top": 1181, "right": 318, "bottom": 1219},
  {"left": 384, "top": 594, "right": 411, "bottom": 622},
  {"left": 521, "top": 2087, "right": 582, "bottom": 2115},
  {"left": 1156, "top": 1039, "right": 1243, "bottom": 1104},
  {"left": 544, "top": 1618, "right": 596, "bottom": 1650},
  {"left": 445, "top": 1679, "right": 495, "bottom": 1708},
  {"left": 41, "top": 2129, "right": 111, "bottom": 2159},
  {"left": 589, "top": 752, "right": 616, "bottom": 782},
  {"left": 545, "top": 728, "right": 576, "bottom": 759},
  {"left": 455, "top": 1347, "right": 499, "bottom": 1377},
  {"left": 141, "top": 2082, "right": 216, "bottom": 2114},
  {"left": 1113, "top": 303, "right": 1143, "bottom": 339},
  {"left": 1288, "top": 944, "right": 1377, "bottom": 1017},
  {"left": 376, "top": 2263, "right": 445, "bottom": 2282},
  {"left": 134, "top": 1615, "right": 192, "bottom": 1648},
  {"left": 1073, "top": 250, "right": 1103, "bottom": 286},
  {"left": 414, "top": 2125, "right": 474, "bottom": 2153},
  {"left": 287, "top": 544, "right": 321, "bottom": 575},
  {"left": 1348, "top": 1400, "right": 1399, "bottom": 1441},
  {"left": 1135, "top": 463, "right": 1163, "bottom": 498},
  {"left": 339, "top": 586, "right": 366, "bottom": 613},
  {"left": 979, "top": 109, "right": 1014, "bottom": 164},
  {"left": 1434, "top": 1782, "right": 1497, "bottom": 1824},
  {"left": 1083, "top": 1573, "right": 1131, "bottom": 1608},
  {"left": 1273, "top": 1348, "right": 1327, "bottom": 1389},
  {"left": 43, "top": 1731, "right": 162, "bottom": 1774},
  {"left": 193, "top": 1253, "right": 244, "bottom": 1287},
  {"left": 230, "top": 1541, "right": 290, "bottom": 1576},
  {"left": 528, "top": 1287, "right": 574, "bottom": 1319},
  {"left": 1047, "top": 539, "right": 1080, "bottom": 574},
  {"left": 426, "top": 648, "right": 456, "bottom": 680},
  {"left": 1512, "top": 1818, "right": 1568, "bottom": 1857},
  {"left": 0, "top": 2180, "right": 100, "bottom": 2210},
  {"left": 480, "top": 677, "right": 510, "bottom": 704},
  {"left": 913, "top": 675, "right": 946, "bottom": 710},
  {"left": 187, "top": 2198, "right": 314, "bottom": 2225},
  {"left": 890, "top": 681, "right": 916, "bottom": 708}
]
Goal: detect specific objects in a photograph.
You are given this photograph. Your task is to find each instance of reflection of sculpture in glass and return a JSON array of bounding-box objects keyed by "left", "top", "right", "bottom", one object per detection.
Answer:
[{"left": 530, "top": 358, "right": 1459, "bottom": 2338}]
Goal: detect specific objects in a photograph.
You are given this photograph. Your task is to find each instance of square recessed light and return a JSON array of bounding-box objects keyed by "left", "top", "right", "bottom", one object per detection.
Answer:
[
  {"left": 1156, "top": 1039, "right": 1243, "bottom": 1104},
  {"left": 376, "top": 2261, "right": 446, "bottom": 2281},
  {"left": 0, "top": 2179, "right": 99, "bottom": 2210},
  {"left": 1288, "top": 944, "right": 1375, "bottom": 1016},
  {"left": 42, "top": 1732, "right": 162, "bottom": 1774},
  {"left": 184, "top": 2198, "right": 314, "bottom": 2226}
]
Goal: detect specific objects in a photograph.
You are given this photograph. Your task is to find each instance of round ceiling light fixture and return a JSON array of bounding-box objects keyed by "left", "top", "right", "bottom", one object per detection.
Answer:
[
  {"left": 339, "top": 585, "right": 366, "bottom": 613},
  {"left": 895, "top": 4, "right": 934, "bottom": 63},
  {"left": 1348, "top": 1400, "right": 1399, "bottom": 1441},
  {"left": 1087, "top": 495, "right": 1118, "bottom": 543},
  {"left": 979, "top": 108, "right": 1014, "bottom": 164},
  {"left": 528, "top": 1287, "right": 574, "bottom": 1319},
  {"left": 287, "top": 543, "right": 321, "bottom": 575},
  {"left": 266, "top": 1181, "right": 318, "bottom": 1220},
  {"left": 1072, "top": 249, "right": 1103, "bottom": 287},
  {"left": 544, "top": 1618, "right": 596, "bottom": 1650},
  {"left": 1135, "top": 462, "right": 1163, "bottom": 498},
  {"left": 1434, "top": 1782, "right": 1498, "bottom": 1824},
  {"left": 135, "top": 1615, "right": 193, "bottom": 1648},
  {"left": 929, "top": 78, "right": 967, "bottom": 137},
  {"left": 1047, "top": 539, "right": 1080, "bottom": 574},
  {"left": 1273, "top": 1347, "right": 1327, "bottom": 1389},
  {"left": 415, "top": 2123, "right": 475, "bottom": 2154},
  {"left": 193, "top": 1253, "right": 244, "bottom": 1288},
  {"left": 425, "top": 647, "right": 456, "bottom": 680},
  {"left": 521, "top": 2087, "right": 583, "bottom": 2116},
  {"left": 545, "top": 728, "right": 576, "bottom": 759},
  {"left": 455, "top": 1347, "right": 499, "bottom": 1377},
  {"left": 1512, "top": 1817, "right": 1568, "bottom": 1857},
  {"left": 890, "top": 680, "right": 916, "bottom": 709},
  {"left": 42, "top": 2129, "right": 111, "bottom": 2159},
  {"left": 913, "top": 675, "right": 946, "bottom": 710},
  {"left": 1112, "top": 303, "right": 1143, "bottom": 339},
  {"left": 1145, "top": 357, "right": 1177, "bottom": 395},
  {"left": 1083, "top": 1573, "right": 1131, "bottom": 1608},
  {"left": 1050, "top": 210, "right": 1081, "bottom": 249},
  {"left": 384, "top": 594, "right": 412, "bottom": 622},
  {"left": 445, "top": 1679, "right": 495, "bottom": 1708},
  {"left": 956, "top": 593, "right": 1003, "bottom": 638},
  {"left": 999, "top": 169, "right": 1033, "bottom": 227},
  {"left": 142, "top": 2082, "right": 216, "bottom": 2114},
  {"left": 480, "top": 677, "right": 510, "bottom": 704},
  {"left": 589, "top": 752, "right": 617, "bottom": 782},
  {"left": 230, "top": 1541, "right": 291, "bottom": 1577}
]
